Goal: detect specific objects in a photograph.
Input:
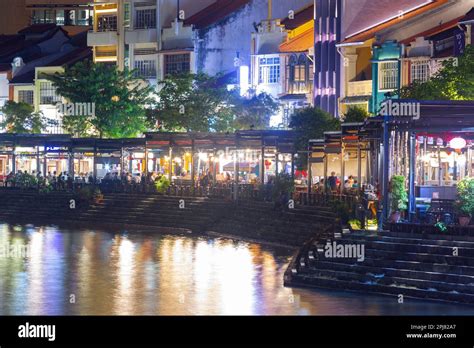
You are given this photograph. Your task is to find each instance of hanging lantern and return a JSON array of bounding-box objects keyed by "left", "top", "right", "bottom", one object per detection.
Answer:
[{"left": 449, "top": 137, "right": 466, "bottom": 150}]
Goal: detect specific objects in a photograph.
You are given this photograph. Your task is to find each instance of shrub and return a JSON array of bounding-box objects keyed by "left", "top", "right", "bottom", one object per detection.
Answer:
[
  {"left": 456, "top": 177, "right": 474, "bottom": 217},
  {"left": 271, "top": 173, "right": 295, "bottom": 202},
  {"left": 154, "top": 175, "right": 171, "bottom": 194},
  {"left": 390, "top": 175, "right": 408, "bottom": 213}
]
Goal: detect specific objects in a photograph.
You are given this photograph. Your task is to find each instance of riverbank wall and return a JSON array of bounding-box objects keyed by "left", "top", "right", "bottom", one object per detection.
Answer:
[{"left": 0, "top": 190, "right": 338, "bottom": 247}]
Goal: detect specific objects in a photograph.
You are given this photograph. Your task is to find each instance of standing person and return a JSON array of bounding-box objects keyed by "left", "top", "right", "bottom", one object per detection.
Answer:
[
  {"left": 328, "top": 172, "right": 338, "bottom": 192},
  {"left": 88, "top": 172, "right": 94, "bottom": 185}
]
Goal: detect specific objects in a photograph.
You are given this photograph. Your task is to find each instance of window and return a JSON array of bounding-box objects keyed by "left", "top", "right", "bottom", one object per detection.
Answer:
[
  {"left": 97, "top": 15, "right": 117, "bottom": 32},
  {"left": 55, "top": 10, "right": 65, "bottom": 25},
  {"left": 294, "top": 55, "right": 307, "bottom": 82},
  {"left": 124, "top": 3, "right": 131, "bottom": 28},
  {"left": 134, "top": 60, "right": 157, "bottom": 79},
  {"left": 259, "top": 57, "right": 280, "bottom": 84},
  {"left": 32, "top": 10, "right": 55, "bottom": 24},
  {"left": 410, "top": 60, "right": 430, "bottom": 83},
  {"left": 165, "top": 54, "right": 190, "bottom": 75},
  {"left": 40, "top": 82, "right": 61, "bottom": 105},
  {"left": 18, "top": 91, "right": 34, "bottom": 105},
  {"left": 77, "top": 10, "right": 90, "bottom": 26},
  {"left": 379, "top": 61, "right": 398, "bottom": 90},
  {"left": 135, "top": 9, "right": 156, "bottom": 29}
]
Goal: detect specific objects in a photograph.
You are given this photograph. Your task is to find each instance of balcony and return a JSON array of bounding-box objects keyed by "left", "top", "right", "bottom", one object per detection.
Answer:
[
  {"left": 125, "top": 28, "right": 158, "bottom": 44},
  {"left": 347, "top": 80, "right": 372, "bottom": 97},
  {"left": 287, "top": 80, "right": 312, "bottom": 95},
  {"left": 87, "top": 30, "right": 118, "bottom": 46}
]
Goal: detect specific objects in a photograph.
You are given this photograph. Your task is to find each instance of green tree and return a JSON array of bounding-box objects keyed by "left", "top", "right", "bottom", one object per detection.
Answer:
[
  {"left": 229, "top": 89, "right": 279, "bottom": 130},
  {"left": 46, "top": 61, "right": 154, "bottom": 138},
  {"left": 289, "top": 107, "right": 341, "bottom": 169},
  {"left": 343, "top": 105, "right": 369, "bottom": 123},
  {"left": 151, "top": 73, "right": 234, "bottom": 132},
  {"left": 150, "top": 73, "right": 278, "bottom": 132},
  {"left": 0, "top": 101, "right": 51, "bottom": 133},
  {"left": 400, "top": 45, "right": 474, "bottom": 100}
]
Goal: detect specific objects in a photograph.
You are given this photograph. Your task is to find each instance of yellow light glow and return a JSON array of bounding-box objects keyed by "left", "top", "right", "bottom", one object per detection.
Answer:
[{"left": 95, "top": 56, "right": 117, "bottom": 62}]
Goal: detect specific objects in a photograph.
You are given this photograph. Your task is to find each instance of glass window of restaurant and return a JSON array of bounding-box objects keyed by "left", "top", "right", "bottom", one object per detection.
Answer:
[{"left": 415, "top": 135, "right": 473, "bottom": 200}]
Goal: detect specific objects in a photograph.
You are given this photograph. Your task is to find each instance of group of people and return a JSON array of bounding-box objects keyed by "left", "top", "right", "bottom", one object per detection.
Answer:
[{"left": 315, "top": 172, "right": 359, "bottom": 192}]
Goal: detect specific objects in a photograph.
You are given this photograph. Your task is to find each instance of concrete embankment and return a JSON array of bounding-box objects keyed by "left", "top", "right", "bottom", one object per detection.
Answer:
[{"left": 0, "top": 190, "right": 338, "bottom": 247}]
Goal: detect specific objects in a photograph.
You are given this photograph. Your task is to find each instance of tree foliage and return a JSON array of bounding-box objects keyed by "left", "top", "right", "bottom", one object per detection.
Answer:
[
  {"left": 343, "top": 105, "right": 369, "bottom": 123},
  {"left": 0, "top": 101, "right": 51, "bottom": 134},
  {"left": 289, "top": 106, "right": 341, "bottom": 149},
  {"left": 46, "top": 61, "right": 154, "bottom": 138},
  {"left": 150, "top": 73, "right": 278, "bottom": 132},
  {"left": 289, "top": 107, "right": 341, "bottom": 169},
  {"left": 229, "top": 89, "right": 279, "bottom": 130},
  {"left": 400, "top": 45, "right": 474, "bottom": 100}
]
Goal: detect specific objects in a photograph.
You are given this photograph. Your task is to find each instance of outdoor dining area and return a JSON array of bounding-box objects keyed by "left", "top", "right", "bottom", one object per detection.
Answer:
[{"left": 0, "top": 130, "right": 300, "bottom": 199}]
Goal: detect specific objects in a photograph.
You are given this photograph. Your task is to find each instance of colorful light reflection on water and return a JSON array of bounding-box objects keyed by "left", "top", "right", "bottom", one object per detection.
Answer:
[{"left": 0, "top": 223, "right": 473, "bottom": 315}]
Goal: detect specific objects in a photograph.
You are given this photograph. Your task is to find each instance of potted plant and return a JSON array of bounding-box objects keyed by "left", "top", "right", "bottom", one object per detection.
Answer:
[
  {"left": 271, "top": 173, "right": 295, "bottom": 210},
  {"left": 93, "top": 188, "right": 104, "bottom": 204},
  {"left": 456, "top": 177, "right": 474, "bottom": 226},
  {"left": 154, "top": 175, "right": 171, "bottom": 194},
  {"left": 390, "top": 175, "right": 408, "bottom": 223}
]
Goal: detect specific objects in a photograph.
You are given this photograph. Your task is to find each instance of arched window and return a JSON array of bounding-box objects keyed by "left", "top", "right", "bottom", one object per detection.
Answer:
[{"left": 295, "top": 54, "right": 307, "bottom": 82}]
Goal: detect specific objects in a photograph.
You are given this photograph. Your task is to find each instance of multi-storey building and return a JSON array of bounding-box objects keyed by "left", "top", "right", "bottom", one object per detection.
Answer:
[
  {"left": 0, "top": 0, "right": 92, "bottom": 36},
  {"left": 87, "top": 0, "right": 214, "bottom": 84},
  {"left": 0, "top": 25, "right": 91, "bottom": 134},
  {"left": 336, "top": 0, "right": 473, "bottom": 116},
  {"left": 278, "top": 4, "right": 314, "bottom": 127}
]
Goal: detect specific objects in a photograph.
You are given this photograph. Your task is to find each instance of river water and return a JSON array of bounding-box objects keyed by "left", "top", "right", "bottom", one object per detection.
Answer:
[{"left": 0, "top": 222, "right": 473, "bottom": 315}]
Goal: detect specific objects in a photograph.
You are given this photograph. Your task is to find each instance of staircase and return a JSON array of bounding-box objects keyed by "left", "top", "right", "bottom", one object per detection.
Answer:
[
  {"left": 0, "top": 191, "right": 229, "bottom": 233},
  {"left": 285, "top": 229, "right": 474, "bottom": 304},
  {"left": 0, "top": 191, "right": 338, "bottom": 246},
  {"left": 79, "top": 193, "right": 228, "bottom": 232}
]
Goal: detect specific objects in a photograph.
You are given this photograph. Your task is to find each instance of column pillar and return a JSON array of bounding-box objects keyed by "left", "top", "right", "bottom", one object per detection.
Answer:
[
  {"left": 36, "top": 146, "right": 40, "bottom": 175},
  {"left": 408, "top": 132, "right": 416, "bottom": 222},
  {"left": 191, "top": 140, "right": 195, "bottom": 189},
  {"left": 233, "top": 150, "right": 239, "bottom": 201},
  {"left": 340, "top": 143, "right": 345, "bottom": 194},
  {"left": 291, "top": 153, "right": 295, "bottom": 179},
  {"left": 357, "top": 141, "right": 362, "bottom": 188},
  {"left": 93, "top": 146, "right": 97, "bottom": 181},
  {"left": 168, "top": 146, "right": 173, "bottom": 183}
]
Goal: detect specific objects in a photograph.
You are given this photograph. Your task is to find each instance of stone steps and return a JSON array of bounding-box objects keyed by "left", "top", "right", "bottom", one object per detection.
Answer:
[{"left": 286, "top": 228, "right": 474, "bottom": 304}]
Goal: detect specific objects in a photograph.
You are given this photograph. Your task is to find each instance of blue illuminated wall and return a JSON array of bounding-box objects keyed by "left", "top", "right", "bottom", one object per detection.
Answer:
[{"left": 313, "top": 0, "right": 342, "bottom": 117}]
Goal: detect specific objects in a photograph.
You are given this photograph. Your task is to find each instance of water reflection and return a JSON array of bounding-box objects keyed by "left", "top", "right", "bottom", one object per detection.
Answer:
[{"left": 0, "top": 222, "right": 473, "bottom": 315}]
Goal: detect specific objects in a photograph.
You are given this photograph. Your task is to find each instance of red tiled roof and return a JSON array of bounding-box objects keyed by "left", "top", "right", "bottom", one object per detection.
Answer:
[
  {"left": 279, "top": 27, "right": 314, "bottom": 53},
  {"left": 0, "top": 63, "right": 11, "bottom": 72},
  {"left": 9, "top": 47, "right": 92, "bottom": 84},
  {"left": 400, "top": 15, "right": 465, "bottom": 44},
  {"left": 18, "top": 24, "right": 57, "bottom": 35},
  {"left": 184, "top": 0, "right": 251, "bottom": 29},
  {"left": 460, "top": 7, "right": 474, "bottom": 23},
  {"left": 281, "top": 4, "right": 313, "bottom": 30},
  {"left": 342, "top": 0, "right": 449, "bottom": 43},
  {"left": 47, "top": 47, "right": 92, "bottom": 67}
]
